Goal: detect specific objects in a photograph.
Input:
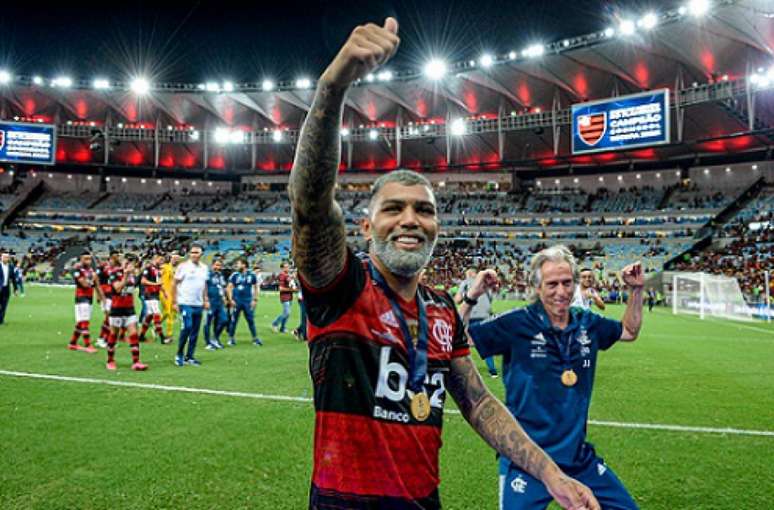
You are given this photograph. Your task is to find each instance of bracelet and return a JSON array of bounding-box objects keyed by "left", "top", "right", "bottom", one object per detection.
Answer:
[{"left": 463, "top": 293, "right": 479, "bottom": 306}]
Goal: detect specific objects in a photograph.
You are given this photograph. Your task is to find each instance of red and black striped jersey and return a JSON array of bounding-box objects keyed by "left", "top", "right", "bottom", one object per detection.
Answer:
[
  {"left": 302, "top": 249, "right": 469, "bottom": 509},
  {"left": 96, "top": 262, "right": 114, "bottom": 298},
  {"left": 72, "top": 264, "right": 95, "bottom": 303},
  {"left": 109, "top": 268, "right": 136, "bottom": 312},
  {"left": 141, "top": 264, "right": 162, "bottom": 299}
]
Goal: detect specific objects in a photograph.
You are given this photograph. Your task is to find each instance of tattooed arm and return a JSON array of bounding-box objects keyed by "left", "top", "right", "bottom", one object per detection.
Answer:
[
  {"left": 447, "top": 356, "right": 600, "bottom": 510},
  {"left": 288, "top": 18, "right": 400, "bottom": 288}
]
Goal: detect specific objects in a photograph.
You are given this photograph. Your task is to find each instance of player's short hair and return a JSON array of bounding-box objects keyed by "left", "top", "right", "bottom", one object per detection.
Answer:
[
  {"left": 189, "top": 243, "right": 203, "bottom": 252},
  {"left": 80, "top": 250, "right": 91, "bottom": 257},
  {"left": 109, "top": 249, "right": 120, "bottom": 256},
  {"left": 579, "top": 267, "right": 593, "bottom": 273},
  {"left": 528, "top": 244, "right": 579, "bottom": 301},
  {"left": 368, "top": 170, "right": 434, "bottom": 217},
  {"left": 236, "top": 257, "right": 247, "bottom": 266}
]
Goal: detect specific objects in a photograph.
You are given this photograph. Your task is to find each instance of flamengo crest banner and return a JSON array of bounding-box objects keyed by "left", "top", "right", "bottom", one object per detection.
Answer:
[
  {"left": 0, "top": 121, "right": 57, "bottom": 165},
  {"left": 571, "top": 89, "right": 670, "bottom": 155}
]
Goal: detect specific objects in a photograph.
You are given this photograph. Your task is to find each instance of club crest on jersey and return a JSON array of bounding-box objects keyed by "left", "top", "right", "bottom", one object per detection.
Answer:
[
  {"left": 379, "top": 310, "right": 399, "bottom": 329},
  {"left": 432, "top": 319, "right": 453, "bottom": 352},
  {"left": 577, "top": 329, "right": 591, "bottom": 346},
  {"left": 578, "top": 112, "right": 606, "bottom": 146}
]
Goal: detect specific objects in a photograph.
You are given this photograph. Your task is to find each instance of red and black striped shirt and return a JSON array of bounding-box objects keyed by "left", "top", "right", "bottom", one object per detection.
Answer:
[
  {"left": 109, "top": 268, "right": 136, "bottom": 314},
  {"left": 72, "top": 264, "right": 95, "bottom": 303},
  {"left": 302, "top": 250, "right": 469, "bottom": 509},
  {"left": 96, "top": 263, "right": 114, "bottom": 299},
  {"left": 142, "top": 264, "right": 162, "bottom": 299}
]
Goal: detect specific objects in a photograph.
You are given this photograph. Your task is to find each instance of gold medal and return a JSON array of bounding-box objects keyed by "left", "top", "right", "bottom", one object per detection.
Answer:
[
  {"left": 410, "top": 391, "right": 431, "bottom": 422},
  {"left": 561, "top": 369, "right": 578, "bottom": 387}
]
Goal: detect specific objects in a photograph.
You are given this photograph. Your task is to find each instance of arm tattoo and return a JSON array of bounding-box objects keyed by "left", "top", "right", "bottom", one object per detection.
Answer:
[
  {"left": 288, "top": 80, "right": 349, "bottom": 289},
  {"left": 447, "top": 356, "right": 553, "bottom": 481}
]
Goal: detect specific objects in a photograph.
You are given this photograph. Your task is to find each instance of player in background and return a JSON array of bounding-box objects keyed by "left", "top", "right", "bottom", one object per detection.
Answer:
[
  {"left": 270, "top": 262, "right": 296, "bottom": 334},
  {"left": 68, "top": 252, "right": 104, "bottom": 353},
  {"left": 204, "top": 258, "right": 228, "bottom": 350},
  {"left": 95, "top": 250, "right": 120, "bottom": 348},
  {"left": 226, "top": 257, "right": 263, "bottom": 346},
  {"left": 139, "top": 253, "right": 168, "bottom": 344},
  {"left": 571, "top": 268, "right": 606, "bottom": 311},
  {"left": 160, "top": 251, "right": 181, "bottom": 339},
  {"left": 106, "top": 255, "right": 148, "bottom": 371}
]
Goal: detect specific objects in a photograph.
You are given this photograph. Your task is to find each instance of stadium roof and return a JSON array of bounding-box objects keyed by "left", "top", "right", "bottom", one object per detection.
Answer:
[{"left": 1, "top": 0, "right": 773, "bottom": 173}]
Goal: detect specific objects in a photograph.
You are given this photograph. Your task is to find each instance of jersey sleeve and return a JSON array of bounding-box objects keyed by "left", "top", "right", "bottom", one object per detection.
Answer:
[
  {"left": 300, "top": 247, "right": 366, "bottom": 329},
  {"left": 588, "top": 312, "right": 623, "bottom": 351},
  {"left": 228, "top": 273, "right": 237, "bottom": 285},
  {"left": 174, "top": 264, "right": 185, "bottom": 282},
  {"left": 72, "top": 268, "right": 82, "bottom": 280},
  {"left": 468, "top": 312, "right": 515, "bottom": 359}
]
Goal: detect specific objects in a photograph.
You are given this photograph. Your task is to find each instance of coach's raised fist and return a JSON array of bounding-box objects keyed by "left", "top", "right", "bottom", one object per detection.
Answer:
[
  {"left": 321, "top": 17, "right": 400, "bottom": 88},
  {"left": 621, "top": 262, "right": 644, "bottom": 289}
]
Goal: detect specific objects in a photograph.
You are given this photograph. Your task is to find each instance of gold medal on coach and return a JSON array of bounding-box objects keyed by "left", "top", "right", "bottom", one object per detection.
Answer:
[
  {"left": 409, "top": 391, "right": 431, "bottom": 421},
  {"left": 561, "top": 369, "right": 578, "bottom": 387}
]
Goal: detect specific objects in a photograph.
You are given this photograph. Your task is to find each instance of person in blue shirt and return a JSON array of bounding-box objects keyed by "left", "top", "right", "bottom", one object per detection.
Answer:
[
  {"left": 226, "top": 257, "right": 263, "bottom": 346},
  {"left": 465, "top": 245, "right": 644, "bottom": 510},
  {"left": 204, "top": 258, "right": 228, "bottom": 350}
]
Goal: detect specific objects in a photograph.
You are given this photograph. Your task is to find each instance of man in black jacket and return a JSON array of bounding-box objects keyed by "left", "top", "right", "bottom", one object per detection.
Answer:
[{"left": 0, "top": 250, "right": 19, "bottom": 325}]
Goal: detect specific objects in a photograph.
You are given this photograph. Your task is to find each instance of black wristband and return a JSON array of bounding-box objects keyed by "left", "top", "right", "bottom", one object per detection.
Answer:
[{"left": 463, "top": 293, "right": 479, "bottom": 306}]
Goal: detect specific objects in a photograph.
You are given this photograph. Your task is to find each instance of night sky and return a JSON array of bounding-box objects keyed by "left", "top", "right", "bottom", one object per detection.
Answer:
[{"left": 0, "top": 0, "right": 674, "bottom": 84}]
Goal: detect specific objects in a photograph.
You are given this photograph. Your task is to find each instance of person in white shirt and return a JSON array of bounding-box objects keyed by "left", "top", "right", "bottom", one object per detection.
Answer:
[
  {"left": 571, "top": 268, "right": 606, "bottom": 310},
  {"left": 172, "top": 244, "right": 210, "bottom": 366}
]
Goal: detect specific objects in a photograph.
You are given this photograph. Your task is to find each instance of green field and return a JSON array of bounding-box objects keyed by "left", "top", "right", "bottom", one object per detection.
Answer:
[{"left": 1, "top": 285, "right": 772, "bottom": 509}]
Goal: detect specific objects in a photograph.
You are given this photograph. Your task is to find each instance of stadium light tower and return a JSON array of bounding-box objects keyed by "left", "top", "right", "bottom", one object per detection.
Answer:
[
  {"left": 295, "top": 78, "right": 312, "bottom": 89},
  {"left": 368, "top": 129, "right": 379, "bottom": 140},
  {"left": 272, "top": 129, "right": 283, "bottom": 142},
  {"left": 450, "top": 118, "right": 466, "bottom": 136},
  {"left": 377, "top": 70, "right": 393, "bottom": 82},
  {"left": 92, "top": 78, "right": 110, "bottom": 90},
  {"left": 618, "top": 19, "right": 636, "bottom": 36},
  {"left": 638, "top": 12, "right": 658, "bottom": 30},
  {"left": 522, "top": 44, "right": 545, "bottom": 58},
  {"left": 52, "top": 76, "right": 73, "bottom": 88},
  {"left": 222, "top": 81, "right": 234, "bottom": 92},
  {"left": 130, "top": 77, "right": 150, "bottom": 95},
  {"left": 687, "top": 0, "right": 710, "bottom": 17},
  {"left": 423, "top": 59, "right": 447, "bottom": 81},
  {"left": 205, "top": 81, "right": 220, "bottom": 92},
  {"left": 479, "top": 54, "right": 494, "bottom": 68},
  {"left": 0, "top": 70, "right": 12, "bottom": 85},
  {"left": 261, "top": 79, "right": 274, "bottom": 92}
]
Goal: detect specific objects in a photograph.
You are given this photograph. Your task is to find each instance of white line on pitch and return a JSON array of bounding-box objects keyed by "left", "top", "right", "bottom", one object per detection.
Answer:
[{"left": 1, "top": 369, "right": 772, "bottom": 438}]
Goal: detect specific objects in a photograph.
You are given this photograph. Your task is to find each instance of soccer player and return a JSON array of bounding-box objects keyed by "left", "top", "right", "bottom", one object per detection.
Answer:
[
  {"left": 647, "top": 288, "right": 656, "bottom": 312},
  {"left": 68, "top": 252, "right": 104, "bottom": 353},
  {"left": 288, "top": 18, "right": 597, "bottom": 510},
  {"left": 227, "top": 257, "right": 263, "bottom": 346},
  {"left": 571, "top": 268, "right": 606, "bottom": 311},
  {"left": 467, "top": 245, "right": 643, "bottom": 509},
  {"left": 160, "top": 251, "right": 181, "bottom": 338},
  {"left": 455, "top": 267, "right": 498, "bottom": 377},
  {"left": 12, "top": 259, "right": 24, "bottom": 297},
  {"left": 106, "top": 255, "right": 148, "bottom": 371},
  {"left": 172, "top": 244, "right": 209, "bottom": 366},
  {"left": 204, "top": 258, "right": 228, "bottom": 350},
  {"left": 270, "top": 262, "right": 296, "bottom": 333},
  {"left": 95, "top": 250, "right": 120, "bottom": 348},
  {"left": 139, "top": 253, "right": 168, "bottom": 344}
]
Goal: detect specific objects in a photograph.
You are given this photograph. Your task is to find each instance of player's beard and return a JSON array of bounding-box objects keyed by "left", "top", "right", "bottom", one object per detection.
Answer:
[{"left": 372, "top": 230, "right": 437, "bottom": 278}]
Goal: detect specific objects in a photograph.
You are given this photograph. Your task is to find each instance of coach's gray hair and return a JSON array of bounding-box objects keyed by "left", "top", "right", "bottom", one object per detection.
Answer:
[
  {"left": 528, "top": 244, "right": 579, "bottom": 302},
  {"left": 367, "top": 170, "right": 434, "bottom": 217}
]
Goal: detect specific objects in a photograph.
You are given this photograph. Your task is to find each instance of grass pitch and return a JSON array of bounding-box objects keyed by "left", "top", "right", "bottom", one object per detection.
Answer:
[{"left": 1, "top": 285, "right": 772, "bottom": 509}]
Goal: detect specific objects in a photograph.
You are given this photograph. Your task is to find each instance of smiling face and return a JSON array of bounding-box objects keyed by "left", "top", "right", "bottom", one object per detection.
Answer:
[
  {"left": 362, "top": 181, "right": 439, "bottom": 278},
  {"left": 536, "top": 260, "right": 575, "bottom": 322},
  {"left": 579, "top": 269, "right": 595, "bottom": 290}
]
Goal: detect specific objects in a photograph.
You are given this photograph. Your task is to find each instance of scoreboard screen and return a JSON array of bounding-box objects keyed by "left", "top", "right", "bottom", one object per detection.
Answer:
[
  {"left": 571, "top": 89, "right": 670, "bottom": 155},
  {"left": 0, "top": 121, "right": 57, "bottom": 165}
]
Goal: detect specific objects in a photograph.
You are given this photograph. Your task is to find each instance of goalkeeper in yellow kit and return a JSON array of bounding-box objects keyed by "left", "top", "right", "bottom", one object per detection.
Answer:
[{"left": 160, "top": 251, "right": 181, "bottom": 339}]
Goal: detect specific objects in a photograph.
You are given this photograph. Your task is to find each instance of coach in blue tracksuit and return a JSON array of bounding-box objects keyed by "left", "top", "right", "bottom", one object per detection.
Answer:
[
  {"left": 465, "top": 245, "right": 644, "bottom": 510},
  {"left": 226, "top": 257, "right": 263, "bottom": 346},
  {"left": 204, "top": 258, "right": 228, "bottom": 350}
]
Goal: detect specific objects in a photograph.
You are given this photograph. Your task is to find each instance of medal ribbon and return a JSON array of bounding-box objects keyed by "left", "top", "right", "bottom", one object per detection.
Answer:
[{"left": 369, "top": 261, "right": 429, "bottom": 393}]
